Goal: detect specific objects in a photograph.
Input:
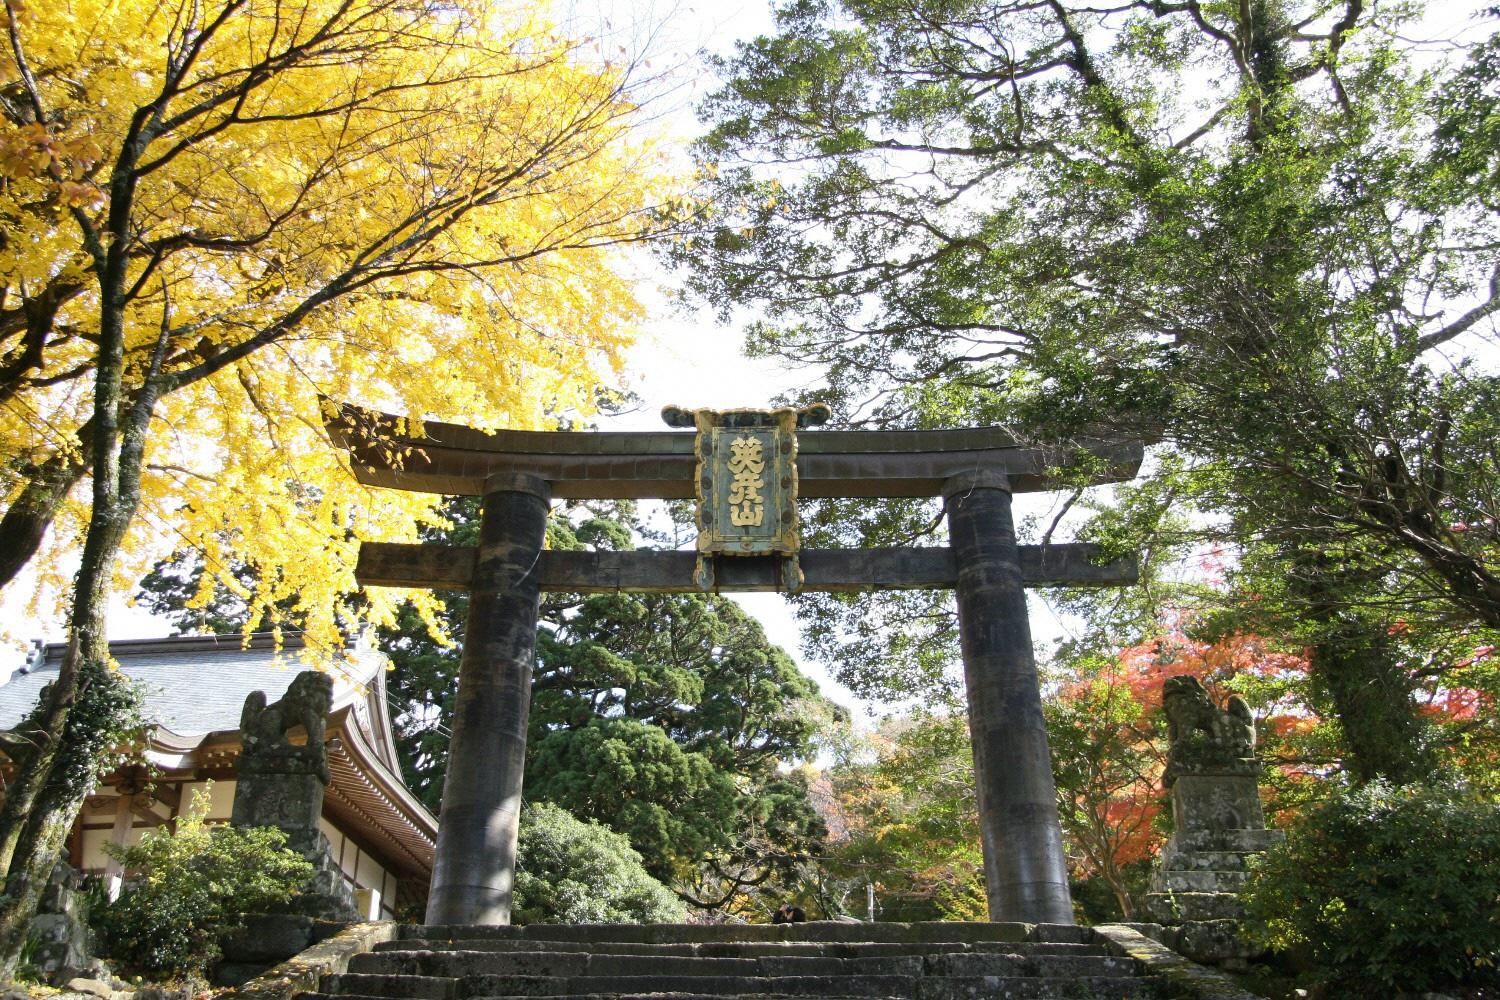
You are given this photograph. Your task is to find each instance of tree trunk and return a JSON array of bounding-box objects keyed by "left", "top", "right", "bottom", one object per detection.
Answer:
[
  {"left": 1308, "top": 620, "right": 1434, "bottom": 785},
  {"left": 1103, "top": 856, "right": 1135, "bottom": 921},
  {"left": 1288, "top": 546, "right": 1435, "bottom": 785},
  {"left": 0, "top": 424, "right": 93, "bottom": 591},
  {"left": 0, "top": 663, "right": 132, "bottom": 978},
  {"left": 0, "top": 576, "right": 119, "bottom": 979},
  {"left": 0, "top": 175, "right": 164, "bottom": 970}
]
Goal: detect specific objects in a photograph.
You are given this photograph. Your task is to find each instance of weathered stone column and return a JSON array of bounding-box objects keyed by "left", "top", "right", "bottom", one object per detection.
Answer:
[
  {"left": 425, "top": 472, "right": 551, "bottom": 925},
  {"left": 944, "top": 470, "right": 1074, "bottom": 924}
]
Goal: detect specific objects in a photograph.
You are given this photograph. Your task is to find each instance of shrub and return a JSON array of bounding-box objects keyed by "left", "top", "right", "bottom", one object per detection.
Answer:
[
  {"left": 97, "top": 789, "right": 314, "bottom": 977},
  {"left": 1241, "top": 780, "right": 1500, "bottom": 997},
  {"left": 514, "top": 801, "right": 686, "bottom": 924}
]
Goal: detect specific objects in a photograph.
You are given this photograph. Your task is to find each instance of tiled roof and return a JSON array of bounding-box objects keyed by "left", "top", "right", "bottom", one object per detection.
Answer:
[{"left": 0, "top": 633, "right": 383, "bottom": 736}]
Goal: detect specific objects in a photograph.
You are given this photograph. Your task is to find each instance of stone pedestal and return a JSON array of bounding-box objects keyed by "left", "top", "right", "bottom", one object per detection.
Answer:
[
  {"left": 231, "top": 746, "right": 356, "bottom": 921},
  {"left": 220, "top": 673, "right": 356, "bottom": 984},
  {"left": 232, "top": 749, "right": 324, "bottom": 838}
]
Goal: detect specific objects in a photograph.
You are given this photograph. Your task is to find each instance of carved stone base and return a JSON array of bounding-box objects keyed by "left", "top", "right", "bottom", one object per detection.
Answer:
[
  {"left": 1149, "top": 761, "right": 1283, "bottom": 964},
  {"left": 1168, "top": 768, "right": 1267, "bottom": 840},
  {"left": 231, "top": 753, "right": 325, "bottom": 834}
]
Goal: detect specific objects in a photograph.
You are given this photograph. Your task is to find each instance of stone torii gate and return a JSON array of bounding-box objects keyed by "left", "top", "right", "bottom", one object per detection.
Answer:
[{"left": 326, "top": 402, "right": 1143, "bottom": 928}]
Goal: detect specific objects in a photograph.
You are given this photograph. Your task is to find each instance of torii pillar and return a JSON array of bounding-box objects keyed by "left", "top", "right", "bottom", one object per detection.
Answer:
[
  {"left": 946, "top": 470, "right": 1074, "bottom": 923},
  {"left": 425, "top": 473, "right": 550, "bottom": 925}
]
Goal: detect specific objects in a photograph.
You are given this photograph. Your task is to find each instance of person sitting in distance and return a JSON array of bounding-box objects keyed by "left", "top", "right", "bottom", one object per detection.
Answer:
[{"left": 772, "top": 903, "right": 807, "bottom": 924}]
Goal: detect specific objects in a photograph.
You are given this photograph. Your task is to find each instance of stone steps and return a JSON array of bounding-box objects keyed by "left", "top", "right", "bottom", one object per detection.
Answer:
[
  {"left": 306, "top": 994, "right": 1145, "bottom": 1000},
  {"left": 374, "top": 940, "right": 1104, "bottom": 958},
  {"left": 348, "top": 950, "right": 1137, "bottom": 978},
  {"left": 324, "top": 972, "right": 1165, "bottom": 998},
  {"left": 405, "top": 922, "right": 1081, "bottom": 944},
  {"left": 301, "top": 922, "right": 1199, "bottom": 1000},
  {"left": 305, "top": 995, "right": 903, "bottom": 1000}
]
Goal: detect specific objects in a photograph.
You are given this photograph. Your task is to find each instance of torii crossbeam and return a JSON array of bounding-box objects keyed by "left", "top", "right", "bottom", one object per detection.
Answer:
[{"left": 326, "top": 402, "right": 1144, "bottom": 927}]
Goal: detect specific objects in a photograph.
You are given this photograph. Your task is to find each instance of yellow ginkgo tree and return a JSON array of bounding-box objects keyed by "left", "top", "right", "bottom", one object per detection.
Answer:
[{"left": 0, "top": 0, "right": 682, "bottom": 967}]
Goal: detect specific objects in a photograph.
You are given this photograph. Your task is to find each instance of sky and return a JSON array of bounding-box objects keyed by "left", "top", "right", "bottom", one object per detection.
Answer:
[{"left": 3, "top": 0, "right": 1497, "bottom": 719}]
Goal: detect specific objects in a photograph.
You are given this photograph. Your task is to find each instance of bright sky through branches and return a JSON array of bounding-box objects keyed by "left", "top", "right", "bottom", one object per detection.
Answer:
[{"left": 4, "top": 1, "right": 1498, "bottom": 721}]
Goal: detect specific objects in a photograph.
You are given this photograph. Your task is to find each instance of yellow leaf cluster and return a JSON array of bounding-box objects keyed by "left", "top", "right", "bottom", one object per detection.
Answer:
[{"left": 0, "top": 0, "right": 684, "bottom": 656}]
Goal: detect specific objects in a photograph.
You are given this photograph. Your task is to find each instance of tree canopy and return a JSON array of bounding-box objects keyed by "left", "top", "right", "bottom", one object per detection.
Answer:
[
  {"left": 0, "top": 0, "right": 681, "bottom": 973},
  {"left": 1, "top": 0, "right": 678, "bottom": 647},
  {"left": 513, "top": 801, "right": 687, "bottom": 925},
  {"left": 682, "top": 0, "right": 1500, "bottom": 783}
]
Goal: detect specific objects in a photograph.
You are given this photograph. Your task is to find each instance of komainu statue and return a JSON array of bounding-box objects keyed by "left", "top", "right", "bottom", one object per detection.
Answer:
[
  {"left": 1162, "top": 674, "right": 1255, "bottom": 772},
  {"left": 1147, "top": 674, "right": 1283, "bottom": 966},
  {"left": 226, "top": 671, "right": 358, "bottom": 962},
  {"left": 231, "top": 670, "right": 335, "bottom": 834},
  {"left": 239, "top": 670, "right": 333, "bottom": 782}
]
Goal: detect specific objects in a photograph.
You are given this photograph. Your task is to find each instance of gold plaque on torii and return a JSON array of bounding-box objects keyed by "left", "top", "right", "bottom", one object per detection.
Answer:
[{"left": 662, "top": 403, "right": 831, "bottom": 591}]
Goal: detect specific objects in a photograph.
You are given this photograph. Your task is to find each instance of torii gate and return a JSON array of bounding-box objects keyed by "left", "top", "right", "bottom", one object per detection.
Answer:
[{"left": 326, "top": 401, "right": 1143, "bottom": 927}]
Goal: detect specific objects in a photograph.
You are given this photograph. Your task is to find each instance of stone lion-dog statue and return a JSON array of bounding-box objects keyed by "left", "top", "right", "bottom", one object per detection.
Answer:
[
  {"left": 1162, "top": 674, "right": 1255, "bottom": 765},
  {"left": 240, "top": 670, "right": 334, "bottom": 782}
]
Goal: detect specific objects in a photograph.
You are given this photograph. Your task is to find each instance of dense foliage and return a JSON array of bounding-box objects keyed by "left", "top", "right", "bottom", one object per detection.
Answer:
[
  {"left": 0, "top": 0, "right": 681, "bottom": 972},
  {"left": 97, "top": 793, "right": 314, "bottom": 977},
  {"left": 822, "top": 712, "right": 986, "bottom": 922},
  {"left": 0, "top": 0, "right": 678, "bottom": 644},
  {"left": 1242, "top": 781, "right": 1500, "bottom": 997},
  {"left": 513, "top": 802, "right": 686, "bottom": 924},
  {"left": 684, "top": 0, "right": 1500, "bottom": 789}
]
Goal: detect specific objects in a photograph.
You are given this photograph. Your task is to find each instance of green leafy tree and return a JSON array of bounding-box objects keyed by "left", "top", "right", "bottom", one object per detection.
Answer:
[
  {"left": 513, "top": 801, "right": 686, "bottom": 924},
  {"left": 96, "top": 789, "right": 314, "bottom": 978},
  {"left": 684, "top": 0, "right": 1500, "bottom": 784},
  {"left": 823, "top": 713, "right": 987, "bottom": 922},
  {"left": 1242, "top": 780, "right": 1500, "bottom": 997}
]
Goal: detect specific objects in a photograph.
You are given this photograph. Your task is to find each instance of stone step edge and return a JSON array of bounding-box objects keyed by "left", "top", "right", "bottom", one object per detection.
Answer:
[
  {"left": 1092, "top": 924, "right": 1268, "bottom": 1000},
  {"left": 399, "top": 921, "right": 1088, "bottom": 945},
  {"left": 217, "top": 921, "right": 1254, "bottom": 1000},
  {"left": 374, "top": 940, "right": 1110, "bottom": 958},
  {"left": 327, "top": 971, "right": 1164, "bottom": 996},
  {"left": 301, "top": 994, "right": 905, "bottom": 1000},
  {"left": 218, "top": 920, "right": 398, "bottom": 1000},
  {"left": 351, "top": 948, "right": 1131, "bottom": 963},
  {"left": 314, "top": 996, "right": 1128, "bottom": 1000},
  {"left": 343, "top": 959, "right": 1134, "bottom": 983}
]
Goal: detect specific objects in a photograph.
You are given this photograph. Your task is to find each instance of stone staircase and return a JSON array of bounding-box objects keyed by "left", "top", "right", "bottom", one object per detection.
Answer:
[{"left": 296, "top": 921, "right": 1224, "bottom": 1000}]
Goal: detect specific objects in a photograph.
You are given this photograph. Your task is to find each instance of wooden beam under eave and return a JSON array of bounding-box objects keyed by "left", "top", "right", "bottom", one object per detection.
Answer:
[
  {"left": 355, "top": 543, "right": 1138, "bottom": 593},
  {"left": 130, "top": 798, "right": 169, "bottom": 827}
]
